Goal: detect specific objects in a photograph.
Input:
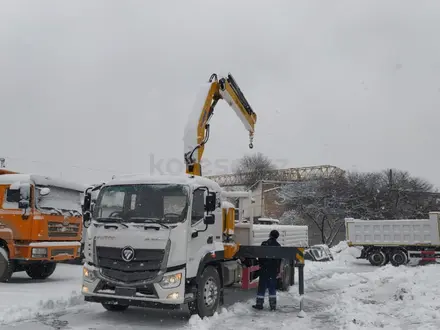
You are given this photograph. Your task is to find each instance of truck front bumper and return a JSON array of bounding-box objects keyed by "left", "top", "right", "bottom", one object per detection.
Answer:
[
  {"left": 81, "top": 263, "right": 191, "bottom": 307},
  {"left": 15, "top": 241, "right": 81, "bottom": 261}
]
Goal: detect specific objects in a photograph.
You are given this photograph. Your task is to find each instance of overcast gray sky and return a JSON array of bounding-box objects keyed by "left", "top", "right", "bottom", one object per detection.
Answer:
[{"left": 1, "top": 0, "right": 439, "bottom": 188}]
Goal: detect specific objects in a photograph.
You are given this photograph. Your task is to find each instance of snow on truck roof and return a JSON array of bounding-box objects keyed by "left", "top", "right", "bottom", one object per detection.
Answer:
[
  {"left": 221, "top": 201, "right": 235, "bottom": 209},
  {"left": 107, "top": 173, "right": 222, "bottom": 191},
  {"left": 0, "top": 174, "right": 87, "bottom": 192}
]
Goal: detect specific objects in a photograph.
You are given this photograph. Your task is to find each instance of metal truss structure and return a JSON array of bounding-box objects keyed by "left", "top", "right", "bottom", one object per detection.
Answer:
[{"left": 206, "top": 165, "right": 345, "bottom": 187}]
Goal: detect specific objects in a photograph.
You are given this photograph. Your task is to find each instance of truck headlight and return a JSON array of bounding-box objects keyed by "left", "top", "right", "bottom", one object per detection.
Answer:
[
  {"left": 32, "top": 248, "right": 47, "bottom": 258},
  {"left": 83, "top": 266, "right": 96, "bottom": 281},
  {"left": 159, "top": 273, "right": 182, "bottom": 289}
]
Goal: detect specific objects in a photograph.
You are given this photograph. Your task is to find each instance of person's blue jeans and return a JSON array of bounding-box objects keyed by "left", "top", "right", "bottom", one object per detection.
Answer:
[{"left": 256, "top": 273, "right": 277, "bottom": 300}]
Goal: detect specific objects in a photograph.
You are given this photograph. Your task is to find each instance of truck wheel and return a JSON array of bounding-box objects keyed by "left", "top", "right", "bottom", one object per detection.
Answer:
[
  {"left": 0, "top": 247, "right": 14, "bottom": 282},
  {"left": 389, "top": 249, "right": 408, "bottom": 267},
  {"left": 26, "top": 262, "right": 57, "bottom": 279},
  {"left": 277, "top": 262, "right": 291, "bottom": 291},
  {"left": 102, "top": 303, "right": 129, "bottom": 312},
  {"left": 368, "top": 250, "right": 387, "bottom": 266},
  {"left": 188, "top": 266, "right": 221, "bottom": 318}
]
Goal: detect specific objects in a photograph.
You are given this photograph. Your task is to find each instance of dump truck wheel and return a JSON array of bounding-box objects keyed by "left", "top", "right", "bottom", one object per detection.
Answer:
[
  {"left": 368, "top": 250, "right": 387, "bottom": 266},
  {"left": 389, "top": 249, "right": 408, "bottom": 267},
  {"left": 0, "top": 247, "right": 14, "bottom": 282},
  {"left": 188, "top": 266, "right": 220, "bottom": 318},
  {"left": 26, "top": 262, "right": 57, "bottom": 279}
]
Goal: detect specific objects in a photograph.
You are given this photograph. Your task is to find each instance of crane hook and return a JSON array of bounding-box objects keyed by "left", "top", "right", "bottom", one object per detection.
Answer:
[{"left": 249, "top": 133, "right": 254, "bottom": 149}]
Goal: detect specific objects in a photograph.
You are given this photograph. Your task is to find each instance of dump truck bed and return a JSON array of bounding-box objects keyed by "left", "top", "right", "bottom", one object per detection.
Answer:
[{"left": 345, "top": 218, "right": 440, "bottom": 246}]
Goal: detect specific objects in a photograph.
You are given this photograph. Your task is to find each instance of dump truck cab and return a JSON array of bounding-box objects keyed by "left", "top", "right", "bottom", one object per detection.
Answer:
[{"left": 0, "top": 172, "right": 86, "bottom": 282}]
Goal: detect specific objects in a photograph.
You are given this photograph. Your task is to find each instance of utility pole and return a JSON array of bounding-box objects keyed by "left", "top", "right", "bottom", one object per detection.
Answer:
[{"left": 388, "top": 169, "right": 393, "bottom": 189}]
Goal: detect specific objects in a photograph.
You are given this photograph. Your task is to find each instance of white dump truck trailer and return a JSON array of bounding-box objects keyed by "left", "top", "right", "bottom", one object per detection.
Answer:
[{"left": 345, "top": 211, "right": 440, "bottom": 266}]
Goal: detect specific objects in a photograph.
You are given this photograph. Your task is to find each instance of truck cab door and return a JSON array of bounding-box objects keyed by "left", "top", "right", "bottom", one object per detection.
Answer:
[
  {"left": 186, "top": 189, "right": 218, "bottom": 279},
  {"left": 0, "top": 184, "right": 33, "bottom": 240}
]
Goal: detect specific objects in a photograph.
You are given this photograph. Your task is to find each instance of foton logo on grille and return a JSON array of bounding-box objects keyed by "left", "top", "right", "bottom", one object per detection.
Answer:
[{"left": 121, "top": 246, "right": 135, "bottom": 262}]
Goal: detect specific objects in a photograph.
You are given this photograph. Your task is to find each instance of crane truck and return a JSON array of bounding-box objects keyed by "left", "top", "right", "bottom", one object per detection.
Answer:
[
  {"left": 80, "top": 73, "right": 308, "bottom": 318},
  {"left": 0, "top": 168, "right": 86, "bottom": 282}
]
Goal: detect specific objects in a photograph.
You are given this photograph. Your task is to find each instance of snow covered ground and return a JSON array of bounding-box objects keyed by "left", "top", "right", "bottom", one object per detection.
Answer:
[{"left": 1, "top": 242, "right": 440, "bottom": 329}]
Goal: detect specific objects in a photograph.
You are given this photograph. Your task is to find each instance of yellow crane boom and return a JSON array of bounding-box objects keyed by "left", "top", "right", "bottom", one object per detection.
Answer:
[{"left": 183, "top": 73, "right": 257, "bottom": 176}]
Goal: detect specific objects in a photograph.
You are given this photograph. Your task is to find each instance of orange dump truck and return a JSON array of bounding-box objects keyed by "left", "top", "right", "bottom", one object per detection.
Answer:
[{"left": 0, "top": 169, "right": 86, "bottom": 282}]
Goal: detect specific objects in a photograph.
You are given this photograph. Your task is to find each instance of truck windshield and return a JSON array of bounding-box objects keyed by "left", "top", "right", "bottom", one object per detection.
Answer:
[
  {"left": 92, "top": 184, "right": 189, "bottom": 225},
  {"left": 36, "top": 185, "right": 82, "bottom": 216}
]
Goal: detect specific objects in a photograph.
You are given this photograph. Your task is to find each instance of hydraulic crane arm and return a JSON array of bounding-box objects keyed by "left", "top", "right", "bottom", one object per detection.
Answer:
[{"left": 183, "top": 73, "right": 257, "bottom": 176}]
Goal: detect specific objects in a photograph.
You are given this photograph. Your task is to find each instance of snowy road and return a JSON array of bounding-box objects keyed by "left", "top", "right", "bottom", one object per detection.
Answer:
[{"left": 2, "top": 243, "right": 440, "bottom": 330}]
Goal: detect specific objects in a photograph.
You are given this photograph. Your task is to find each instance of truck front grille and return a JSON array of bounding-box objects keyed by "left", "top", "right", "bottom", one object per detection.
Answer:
[
  {"left": 48, "top": 222, "right": 80, "bottom": 238},
  {"left": 96, "top": 246, "right": 165, "bottom": 283}
]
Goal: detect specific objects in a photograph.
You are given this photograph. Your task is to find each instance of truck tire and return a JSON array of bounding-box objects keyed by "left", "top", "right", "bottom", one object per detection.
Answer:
[
  {"left": 277, "top": 262, "right": 291, "bottom": 291},
  {"left": 0, "top": 247, "right": 14, "bottom": 282},
  {"left": 368, "top": 250, "right": 387, "bottom": 266},
  {"left": 389, "top": 249, "right": 408, "bottom": 267},
  {"left": 102, "top": 303, "right": 129, "bottom": 312},
  {"left": 26, "top": 262, "right": 57, "bottom": 279},
  {"left": 188, "top": 266, "right": 221, "bottom": 318}
]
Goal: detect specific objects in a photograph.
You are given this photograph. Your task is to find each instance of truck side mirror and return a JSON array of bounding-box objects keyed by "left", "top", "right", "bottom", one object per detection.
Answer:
[
  {"left": 18, "top": 200, "right": 30, "bottom": 209},
  {"left": 205, "top": 192, "right": 216, "bottom": 212},
  {"left": 19, "top": 183, "right": 31, "bottom": 201},
  {"left": 83, "top": 188, "right": 92, "bottom": 212},
  {"left": 83, "top": 211, "right": 92, "bottom": 228},
  {"left": 203, "top": 214, "right": 215, "bottom": 225}
]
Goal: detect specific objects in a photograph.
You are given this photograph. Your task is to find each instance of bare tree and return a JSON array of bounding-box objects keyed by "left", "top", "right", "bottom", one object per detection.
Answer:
[
  {"left": 377, "top": 169, "right": 437, "bottom": 219},
  {"left": 278, "top": 168, "right": 439, "bottom": 246},
  {"left": 345, "top": 169, "right": 437, "bottom": 219},
  {"left": 234, "top": 152, "right": 277, "bottom": 188},
  {"left": 278, "top": 176, "right": 348, "bottom": 246}
]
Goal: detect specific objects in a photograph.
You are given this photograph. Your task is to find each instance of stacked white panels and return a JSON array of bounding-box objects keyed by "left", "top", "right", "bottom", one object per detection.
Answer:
[{"left": 235, "top": 223, "right": 308, "bottom": 247}]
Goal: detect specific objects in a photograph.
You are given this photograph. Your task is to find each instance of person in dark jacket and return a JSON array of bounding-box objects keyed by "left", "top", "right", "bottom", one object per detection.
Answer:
[{"left": 252, "top": 229, "right": 281, "bottom": 311}]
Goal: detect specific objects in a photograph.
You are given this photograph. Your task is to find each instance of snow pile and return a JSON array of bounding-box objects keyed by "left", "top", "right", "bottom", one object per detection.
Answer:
[
  {"left": 186, "top": 304, "right": 315, "bottom": 330},
  {"left": 324, "top": 263, "right": 440, "bottom": 329},
  {"left": 0, "top": 264, "right": 85, "bottom": 325},
  {"left": 0, "top": 291, "right": 85, "bottom": 325},
  {"left": 186, "top": 242, "right": 440, "bottom": 330},
  {"left": 330, "top": 240, "right": 350, "bottom": 254}
]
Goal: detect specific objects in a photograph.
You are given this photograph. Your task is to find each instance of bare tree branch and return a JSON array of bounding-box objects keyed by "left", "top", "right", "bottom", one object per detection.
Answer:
[{"left": 234, "top": 152, "right": 277, "bottom": 188}]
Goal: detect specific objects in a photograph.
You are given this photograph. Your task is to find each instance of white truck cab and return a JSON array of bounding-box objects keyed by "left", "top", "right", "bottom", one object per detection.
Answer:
[{"left": 81, "top": 173, "right": 308, "bottom": 318}]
